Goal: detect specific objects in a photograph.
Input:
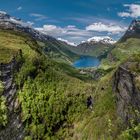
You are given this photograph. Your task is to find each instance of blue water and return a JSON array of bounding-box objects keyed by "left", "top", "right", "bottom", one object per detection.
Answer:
[{"left": 73, "top": 56, "right": 100, "bottom": 68}]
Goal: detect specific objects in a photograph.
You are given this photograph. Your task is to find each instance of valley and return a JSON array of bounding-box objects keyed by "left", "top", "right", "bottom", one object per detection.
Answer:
[{"left": 0, "top": 11, "right": 140, "bottom": 140}]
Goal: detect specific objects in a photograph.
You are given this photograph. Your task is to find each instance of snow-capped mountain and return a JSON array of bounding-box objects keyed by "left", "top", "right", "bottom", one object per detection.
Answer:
[
  {"left": 0, "top": 11, "right": 56, "bottom": 42},
  {"left": 0, "top": 11, "right": 31, "bottom": 26},
  {"left": 87, "top": 36, "right": 116, "bottom": 44},
  {"left": 67, "top": 36, "right": 115, "bottom": 58},
  {"left": 128, "top": 19, "right": 140, "bottom": 32},
  {"left": 0, "top": 11, "right": 10, "bottom": 20},
  {"left": 120, "top": 19, "right": 140, "bottom": 42}
]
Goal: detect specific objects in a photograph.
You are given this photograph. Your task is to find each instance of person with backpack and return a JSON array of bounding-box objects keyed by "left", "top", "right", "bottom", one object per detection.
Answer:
[{"left": 87, "top": 95, "right": 93, "bottom": 110}]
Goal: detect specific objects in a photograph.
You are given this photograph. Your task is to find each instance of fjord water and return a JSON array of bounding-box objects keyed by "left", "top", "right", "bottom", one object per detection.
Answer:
[{"left": 73, "top": 56, "right": 100, "bottom": 68}]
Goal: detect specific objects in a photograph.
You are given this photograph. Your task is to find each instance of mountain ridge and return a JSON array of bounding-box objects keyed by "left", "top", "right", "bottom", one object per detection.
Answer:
[{"left": 120, "top": 19, "right": 140, "bottom": 42}]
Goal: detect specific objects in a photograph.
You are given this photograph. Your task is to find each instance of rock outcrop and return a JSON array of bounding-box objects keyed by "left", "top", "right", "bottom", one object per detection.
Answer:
[
  {"left": 120, "top": 19, "right": 140, "bottom": 42},
  {"left": 0, "top": 11, "right": 57, "bottom": 43},
  {"left": 0, "top": 56, "right": 24, "bottom": 140},
  {"left": 113, "top": 62, "right": 140, "bottom": 125}
]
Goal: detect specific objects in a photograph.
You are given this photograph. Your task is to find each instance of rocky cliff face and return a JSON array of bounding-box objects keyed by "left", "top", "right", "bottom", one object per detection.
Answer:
[
  {"left": 113, "top": 62, "right": 140, "bottom": 125},
  {"left": 0, "top": 12, "right": 56, "bottom": 43},
  {"left": 0, "top": 56, "right": 24, "bottom": 140},
  {"left": 120, "top": 19, "right": 140, "bottom": 42}
]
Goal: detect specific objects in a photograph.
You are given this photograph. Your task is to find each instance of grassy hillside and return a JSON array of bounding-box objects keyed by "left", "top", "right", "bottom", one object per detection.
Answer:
[
  {"left": 67, "top": 38, "right": 140, "bottom": 140},
  {"left": 37, "top": 40, "right": 79, "bottom": 64},
  {"left": 71, "top": 62, "right": 140, "bottom": 140},
  {"left": 0, "top": 30, "right": 93, "bottom": 139},
  {"left": 66, "top": 71, "right": 124, "bottom": 140},
  {"left": 112, "top": 38, "right": 140, "bottom": 62},
  {"left": 0, "top": 30, "right": 41, "bottom": 64},
  {"left": 1, "top": 28, "right": 140, "bottom": 140},
  {"left": 0, "top": 29, "right": 79, "bottom": 65},
  {"left": 100, "top": 38, "right": 140, "bottom": 69}
]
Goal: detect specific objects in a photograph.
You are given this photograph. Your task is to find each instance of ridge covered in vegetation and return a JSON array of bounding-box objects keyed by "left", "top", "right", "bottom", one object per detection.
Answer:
[{"left": 0, "top": 19, "right": 140, "bottom": 140}]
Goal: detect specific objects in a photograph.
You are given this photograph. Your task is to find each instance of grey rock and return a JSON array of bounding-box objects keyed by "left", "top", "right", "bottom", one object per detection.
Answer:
[
  {"left": 113, "top": 63, "right": 140, "bottom": 125},
  {"left": 0, "top": 57, "right": 25, "bottom": 140}
]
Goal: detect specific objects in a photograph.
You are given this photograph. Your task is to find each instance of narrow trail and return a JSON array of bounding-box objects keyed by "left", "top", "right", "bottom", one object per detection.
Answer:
[{"left": 0, "top": 59, "right": 25, "bottom": 140}]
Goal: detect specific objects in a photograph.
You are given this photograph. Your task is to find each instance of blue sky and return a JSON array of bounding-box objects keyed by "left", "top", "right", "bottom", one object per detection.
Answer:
[{"left": 0, "top": 0, "right": 140, "bottom": 44}]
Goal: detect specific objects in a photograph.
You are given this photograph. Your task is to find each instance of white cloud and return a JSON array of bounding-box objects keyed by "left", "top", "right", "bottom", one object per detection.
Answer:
[
  {"left": 36, "top": 24, "right": 92, "bottom": 37},
  {"left": 35, "top": 24, "right": 93, "bottom": 44},
  {"left": 58, "top": 38, "right": 76, "bottom": 46},
  {"left": 17, "top": 6, "right": 22, "bottom": 11},
  {"left": 118, "top": 12, "right": 130, "bottom": 17},
  {"left": 35, "top": 21, "right": 127, "bottom": 44},
  {"left": 118, "top": 4, "right": 140, "bottom": 18},
  {"left": 30, "top": 13, "right": 47, "bottom": 21},
  {"left": 36, "top": 25, "right": 65, "bottom": 36},
  {"left": 86, "top": 22, "right": 127, "bottom": 34}
]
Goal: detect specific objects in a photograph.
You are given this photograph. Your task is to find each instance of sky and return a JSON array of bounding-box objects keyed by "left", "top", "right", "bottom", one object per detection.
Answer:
[{"left": 0, "top": 0, "right": 140, "bottom": 44}]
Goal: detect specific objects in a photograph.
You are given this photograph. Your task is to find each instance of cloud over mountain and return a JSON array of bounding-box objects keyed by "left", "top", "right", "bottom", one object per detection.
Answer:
[
  {"left": 35, "top": 24, "right": 92, "bottom": 43},
  {"left": 86, "top": 22, "right": 127, "bottom": 34},
  {"left": 35, "top": 21, "right": 127, "bottom": 44},
  {"left": 118, "top": 4, "right": 140, "bottom": 18}
]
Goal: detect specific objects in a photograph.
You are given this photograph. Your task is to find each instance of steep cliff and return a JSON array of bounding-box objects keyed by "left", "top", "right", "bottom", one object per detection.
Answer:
[
  {"left": 0, "top": 55, "right": 24, "bottom": 140},
  {"left": 113, "top": 61, "right": 140, "bottom": 125},
  {"left": 120, "top": 19, "right": 140, "bottom": 42}
]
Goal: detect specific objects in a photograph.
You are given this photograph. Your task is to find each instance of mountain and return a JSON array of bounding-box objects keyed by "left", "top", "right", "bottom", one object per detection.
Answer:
[
  {"left": 120, "top": 19, "right": 140, "bottom": 42},
  {"left": 0, "top": 23, "right": 90, "bottom": 140},
  {"left": 67, "top": 36, "right": 116, "bottom": 59},
  {"left": 87, "top": 36, "right": 116, "bottom": 44},
  {"left": 0, "top": 11, "right": 54, "bottom": 41},
  {"left": 0, "top": 11, "right": 79, "bottom": 63},
  {"left": 1, "top": 12, "right": 140, "bottom": 140},
  {"left": 71, "top": 21, "right": 140, "bottom": 140},
  {"left": 105, "top": 20, "right": 140, "bottom": 64},
  {"left": 0, "top": 12, "right": 114, "bottom": 61}
]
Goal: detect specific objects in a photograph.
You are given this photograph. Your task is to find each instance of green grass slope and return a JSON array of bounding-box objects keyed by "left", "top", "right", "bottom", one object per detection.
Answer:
[
  {"left": 67, "top": 38, "right": 140, "bottom": 140},
  {"left": 101, "top": 38, "right": 140, "bottom": 69},
  {"left": 37, "top": 40, "right": 80, "bottom": 64},
  {"left": 1, "top": 29, "right": 140, "bottom": 140},
  {"left": 0, "top": 30, "right": 93, "bottom": 139}
]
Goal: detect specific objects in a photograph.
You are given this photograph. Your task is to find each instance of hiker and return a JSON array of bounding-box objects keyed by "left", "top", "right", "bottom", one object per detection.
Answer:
[
  {"left": 87, "top": 96, "right": 93, "bottom": 109},
  {"left": 19, "top": 49, "right": 23, "bottom": 57}
]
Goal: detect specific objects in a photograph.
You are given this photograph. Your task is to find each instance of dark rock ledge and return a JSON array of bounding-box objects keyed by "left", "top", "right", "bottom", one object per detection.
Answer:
[
  {"left": 0, "top": 56, "right": 25, "bottom": 140},
  {"left": 113, "top": 63, "right": 140, "bottom": 125}
]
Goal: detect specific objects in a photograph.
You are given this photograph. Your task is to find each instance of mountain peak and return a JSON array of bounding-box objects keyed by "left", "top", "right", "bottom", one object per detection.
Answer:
[
  {"left": 87, "top": 36, "right": 116, "bottom": 44},
  {"left": 0, "top": 11, "right": 10, "bottom": 20},
  {"left": 128, "top": 19, "right": 140, "bottom": 31},
  {"left": 0, "top": 12, "right": 57, "bottom": 42},
  {"left": 0, "top": 11, "right": 7, "bottom": 15},
  {"left": 120, "top": 19, "right": 140, "bottom": 42}
]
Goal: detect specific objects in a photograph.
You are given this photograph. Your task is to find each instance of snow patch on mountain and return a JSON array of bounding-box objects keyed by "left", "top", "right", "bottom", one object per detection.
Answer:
[
  {"left": 0, "top": 11, "right": 7, "bottom": 15},
  {"left": 128, "top": 19, "right": 140, "bottom": 32},
  {"left": 0, "top": 11, "right": 33, "bottom": 27},
  {"left": 87, "top": 36, "right": 116, "bottom": 44},
  {"left": 0, "top": 11, "right": 56, "bottom": 42}
]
